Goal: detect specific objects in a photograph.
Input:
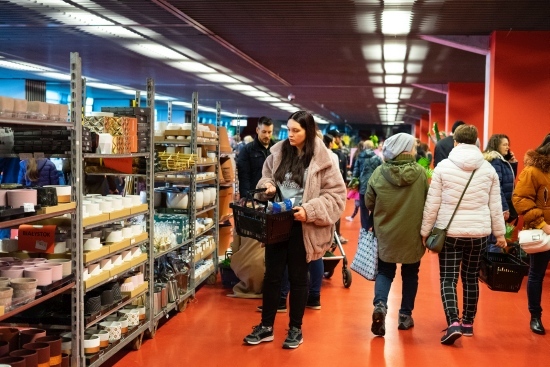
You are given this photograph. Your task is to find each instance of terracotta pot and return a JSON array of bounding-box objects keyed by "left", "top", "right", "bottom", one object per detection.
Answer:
[
  {"left": 0, "top": 355, "right": 26, "bottom": 367},
  {"left": 0, "top": 287, "right": 12, "bottom": 308},
  {"left": 10, "top": 349, "right": 38, "bottom": 367},
  {"left": 0, "top": 278, "right": 9, "bottom": 288},
  {"left": 61, "top": 353, "right": 69, "bottom": 367},
  {"left": 35, "top": 336, "right": 61, "bottom": 367},
  {"left": 10, "top": 278, "right": 37, "bottom": 303},
  {"left": 22, "top": 343, "right": 49, "bottom": 365},
  {"left": 19, "top": 330, "right": 46, "bottom": 348},
  {"left": 0, "top": 341, "right": 8, "bottom": 358},
  {"left": 0, "top": 328, "right": 20, "bottom": 352}
]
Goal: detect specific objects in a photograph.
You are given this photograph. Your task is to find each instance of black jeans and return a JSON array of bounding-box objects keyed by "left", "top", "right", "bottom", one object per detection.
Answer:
[
  {"left": 527, "top": 249, "right": 550, "bottom": 318},
  {"left": 262, "top": 222, "right": 308, "bottom": 329},
  {"left": 374, "top": 258, "right": 420, "bottom": 316}
]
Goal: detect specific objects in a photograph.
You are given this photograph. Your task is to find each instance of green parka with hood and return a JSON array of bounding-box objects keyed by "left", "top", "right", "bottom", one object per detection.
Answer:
[{"left": 365, "top": 153, "right": 428, "bottom": 264}]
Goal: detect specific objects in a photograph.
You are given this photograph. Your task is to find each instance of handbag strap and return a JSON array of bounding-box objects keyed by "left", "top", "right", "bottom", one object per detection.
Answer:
[{"left": 444, "top": 170, "right": 476, "bottom": 230}]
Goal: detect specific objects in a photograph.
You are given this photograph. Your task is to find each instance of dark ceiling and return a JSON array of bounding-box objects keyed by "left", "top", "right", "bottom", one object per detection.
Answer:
[{"left": 0, "top": 0, "right": 549, "bottom": 126}]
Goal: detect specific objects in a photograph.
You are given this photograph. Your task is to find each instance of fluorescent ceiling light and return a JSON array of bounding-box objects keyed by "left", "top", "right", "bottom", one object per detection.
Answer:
[
  {"left": 0, "top": 60, "right": 52, "bottom": 72},
  {"left": 383, "top": 43, "right": 407, "bottom": 61},
  {"left": 384, "top": 62, "right": 405, "bottom": 73},
  {"left": 271, "top": 102, "right": 296, "bottom": 109},
  {"left": 40, "top": 72, "right": 71, "bottom": 81},
  {"left": 406, "top": 62, "right": 423, "bottom": 73},
  {"left": 405, "top": 76, "right": 418, "bottom": 83},
  {"left": 169, "top": 61, "right": 216, "bottom": 73},
  {"left": 241, "top": 90, "right": 272, "bottom": 98},
  {"left": 408, "top": 44, "right": 430, "bottom": 61},
  {"left": 87, "top": 82, "right": 126, "bottom": 90},
  {"left": 356, "top": 12, "right": 377, "bottom": 33},
  {"left": 385, "top": 98, "right": 400, "bottom": 103},
  {"left": 369, "top": 76, "right": 384, "bottom": 84},
  {"left": 224, "top": 84, "right": 257, "bottom": 92},
  {"left": 172, "top": 101, "right": 193, "bottom": 108},
  {"left": 381, "top": 11, "right": 411, "bottom": 35},
  {"left": 366, "top": 63, "right": 384, "bottom": 74},
  {"left": 362, "top": 45, "right": 383, "bottom": 60},
  {"left": 385, "top": 75, "right": 403, "bottom": 84},
  {"left": 385, "top": 87, "right": 401, "bottom": 94},
  {"left": 374, "top": 92, "right": 385, "bottom": 98},
  {"left": 197, "top": 73, "right": 240, "bottom": 84},
  {"left": 385, "top": 93, "right": 399, "bottom": 98},
  {"left": 126, "top": 44, "right": 188, "bottom": 60},
  {"left": 256, "top": 96, "right": 281, "bottom": 102}
]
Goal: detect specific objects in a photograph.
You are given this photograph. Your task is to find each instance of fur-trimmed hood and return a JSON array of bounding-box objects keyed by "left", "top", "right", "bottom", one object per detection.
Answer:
[
  {"left": 524, "top": 150, "right": 550, "bottom": 173},
  {"left": 483, "top": 150, "right": 504, "bottom": 162}
]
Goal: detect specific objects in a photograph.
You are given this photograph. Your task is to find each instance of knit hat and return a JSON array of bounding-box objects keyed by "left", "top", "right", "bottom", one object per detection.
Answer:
[{"left": 382, "top": 133, "right": 416, "bottom": 160}]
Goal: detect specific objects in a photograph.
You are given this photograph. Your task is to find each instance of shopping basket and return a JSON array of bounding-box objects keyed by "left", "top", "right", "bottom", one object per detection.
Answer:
[
  {"left": 479, "top": 252, "right": 529, "bottom": 293},
  {"left": 230, "top": 188, "right": 295, "bottom": 245}
]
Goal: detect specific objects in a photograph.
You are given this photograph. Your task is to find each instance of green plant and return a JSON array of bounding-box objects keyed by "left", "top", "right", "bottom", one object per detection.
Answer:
[
  {"left": 369, "top": 134, "right": 379, "bottom": 147},
  {"left": 219, "top": 256, "right": 231, "bottom": 268},
  {"left": 347, "top": 177, "right": 359, "bottom": 189},
  {"left": 505, "top": 223, "right": 515, "bottom": 240}
]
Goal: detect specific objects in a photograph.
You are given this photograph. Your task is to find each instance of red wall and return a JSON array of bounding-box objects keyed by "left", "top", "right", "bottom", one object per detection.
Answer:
[{"left": 447, "top": 82, "right": 485, "bottom": 147}]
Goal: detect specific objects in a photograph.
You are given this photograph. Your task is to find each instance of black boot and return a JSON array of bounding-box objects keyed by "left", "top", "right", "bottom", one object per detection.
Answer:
[{"left": 530, "top": 317, "right": 546, "bottom": 335}]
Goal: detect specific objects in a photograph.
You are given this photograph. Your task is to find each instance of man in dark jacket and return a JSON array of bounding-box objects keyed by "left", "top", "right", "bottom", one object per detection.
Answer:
[
  {"left": 434, "top": 120, "right": 465, "bottom": 167},
  {"left": 352, "top": 140, "right": 382, "bottom": 229},
  {"left": 329, "top": 129, "right": 348, "bottom": 180},
  {"left": 237, "top": 116, "right": 274, "bottom": 198}
]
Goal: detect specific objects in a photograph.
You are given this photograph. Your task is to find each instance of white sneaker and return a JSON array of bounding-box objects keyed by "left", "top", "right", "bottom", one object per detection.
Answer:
[{"left": 345, "top": 216, "right": 353, "bottom": 222}]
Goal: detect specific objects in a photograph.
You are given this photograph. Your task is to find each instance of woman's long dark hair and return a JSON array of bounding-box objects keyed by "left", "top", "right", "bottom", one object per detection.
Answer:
[
  {"left": 484, "top": 134, "right": 510, "bottom": 153},
  {"left": 535, "top": 133, "right": 550, "bottom": 156},
  {"left": 274, "top": 111, "right": 317, "bottom": 186}
]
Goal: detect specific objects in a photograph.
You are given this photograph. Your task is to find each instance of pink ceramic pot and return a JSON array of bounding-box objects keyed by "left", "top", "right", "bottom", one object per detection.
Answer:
[
  {"left": 6, "top": 190, "right": 37, "bottom": 209},
  {"left": 0, "top": 266, "right": 24, "bottom": 279},
  {"left": 24, "top": 268, "right": 52, "bottom": 286},
  {"left": 36, "top": 263, "right": 63, "bottom": 281}
]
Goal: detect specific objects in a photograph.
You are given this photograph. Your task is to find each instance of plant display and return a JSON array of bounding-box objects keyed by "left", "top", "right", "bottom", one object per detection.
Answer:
[
  {"left": 428, "top": 121, "right": 446, "bottom": 144},
  {"left": 417, "top": 157, "right": 433, "bottom": 179}
]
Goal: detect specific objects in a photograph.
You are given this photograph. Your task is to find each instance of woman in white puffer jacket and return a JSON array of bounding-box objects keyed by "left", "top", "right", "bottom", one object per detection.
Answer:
[{"left": 421, "top": 125, "right": 506, "bottom": 346}]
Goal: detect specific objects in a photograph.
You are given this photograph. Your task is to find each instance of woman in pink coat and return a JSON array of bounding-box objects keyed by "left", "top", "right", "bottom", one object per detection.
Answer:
[{"left": 243, "top": 111, "right": 346, "bottom": 349}]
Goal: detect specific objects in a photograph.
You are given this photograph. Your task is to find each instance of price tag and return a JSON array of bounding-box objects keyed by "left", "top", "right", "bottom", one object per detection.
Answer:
[{"left": 23, "top": 203, "right": 35, "bottom": 213}]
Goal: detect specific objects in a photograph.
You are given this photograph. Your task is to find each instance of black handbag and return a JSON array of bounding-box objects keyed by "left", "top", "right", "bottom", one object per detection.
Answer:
[{"left": 426, "top": 170, "right": 476, "bottom": 253}]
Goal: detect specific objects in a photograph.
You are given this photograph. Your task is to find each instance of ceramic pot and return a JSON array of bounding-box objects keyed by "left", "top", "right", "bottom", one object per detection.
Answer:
[
  {"left": 35, "top": 263, "right": 63, "bottom": 282},
  {"left": 19, "top": 329, "right": 46, "bottom": 347},
  {"left": 0, "top": 356, "right": 26, "bottom": 367},
  {"left": 195, "top": 189, "right": 204, "bottom": 209},
  {"left": 24, "top": 268, "right": 52, "bottom": 286},
  {"left": 35, "top": 336, "right": 61, "bottom": 367},
  {"left": 22, "top": 343, "right": 49, "bottom": 366},
  {"left": 0, "top": 287, "right": 12, "bottom": 307},
  {"left": 83, "top": 335, "right": 100, "bottom": 355},
  {"left": 99, "top": 321, "right": 121, "bottom": 343},
  {"left": 0, "top": 266, "right": 24, "bottom": 279},
  {"left": 10, "top": 278, "right": 37, "bottom": 303},
  {"left": 46, "top": 259, "right": 71, "bottom": 277},
  {"left": 166, "top": 191, "right": 188, "bottom": 209},
  {"left": 0, "top": 278, "right": 9, "bottom": 288},
  {"left": 35, "top": 187, "right": 58, "bottom": 207},
  {"left": 0, "top": 328, "right": 20, "bottom": 352},
  {"left": 61, "top": 353, "right": 69, "bottom": 367},
  {"left": 0, "top": 341, "right": 8, "bottom": 358},
  {"left": 10, "top": 348, "right": 38, "bottom": 367},
  {"left": 6, "top": 190, "right": 37, "bottom": 209}
]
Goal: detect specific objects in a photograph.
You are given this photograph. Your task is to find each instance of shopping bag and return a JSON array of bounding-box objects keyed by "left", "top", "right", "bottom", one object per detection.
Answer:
[{"left": 350, "top": 228, "right": 378, "bottom": 281}]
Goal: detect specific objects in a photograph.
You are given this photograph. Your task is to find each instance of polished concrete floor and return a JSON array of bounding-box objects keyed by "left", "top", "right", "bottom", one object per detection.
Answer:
[{"left": 108, "top": 204, "right": 550, "bottom": 367}]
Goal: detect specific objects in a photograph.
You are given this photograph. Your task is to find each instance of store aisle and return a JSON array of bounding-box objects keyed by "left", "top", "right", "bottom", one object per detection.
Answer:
[{"left": 108, "top": 204, "right": 550, "bottom": 367}]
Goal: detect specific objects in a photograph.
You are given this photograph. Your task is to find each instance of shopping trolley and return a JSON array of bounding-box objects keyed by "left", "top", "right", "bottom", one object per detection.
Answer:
[{"left": 323, "top": 231, "right": 352, "bottom": 288}]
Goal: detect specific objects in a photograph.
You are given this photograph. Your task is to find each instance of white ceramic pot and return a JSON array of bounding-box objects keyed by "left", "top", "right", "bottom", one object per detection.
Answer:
[
  {"left": 84, "top": 237, "right": 101, "bottom": 251},
  {"left": 131, "top": 224, "right": 142, "bottom": 236},
  {"left": 47, "top": 259, "right": 72, "bottom": 277},
  {"left": 106, "top": 230, "right": 123, "bottom": 243},
  {"left": 202, "top": 188, "right": 211, "bottom": 206},
  {"left": 99, "top": 321, "right": 121, "bottom": 343},
  {"left": 166, "top": 192, "right": 188, "bottom": 209},
  {"left": 195, "top": 189, "right": 204, "bottom": 209},
  {"left": 24, "top": 267, "right": 52, "bottom": 286}
]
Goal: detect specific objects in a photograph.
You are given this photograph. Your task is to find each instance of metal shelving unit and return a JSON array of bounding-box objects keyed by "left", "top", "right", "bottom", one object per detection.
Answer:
[
  {"left": 76, "top": 76, "right": 155, "bottom": 366},
  {"left": 150, "top": 93, "right": 220, "bottom": 334}
]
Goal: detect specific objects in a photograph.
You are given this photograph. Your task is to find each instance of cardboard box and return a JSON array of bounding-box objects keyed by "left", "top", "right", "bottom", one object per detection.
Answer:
[
  {"left": 83, "top": 245, "right": 109, "bottom": 263},
  {"left": 83, "top": 213, "right": 110, "bottom": 228},
  {"left": 109, "top": 208, "right": 132, "bottom": 220},
  {"left": 107, "top": 238, "right": 131, "bottom": 253},
  {"left": 130, "top": 253, "right": 148, "bottom": 267},
  {"left": 130, "top": 232, "right": 148, "bottom": 245},
  {"left": 130, "top": 204, "right": 148, "bottom": 215},
  {"left": 219, "top": 126, "right": 231, "bottom": 153},
  {"left": 109, "top": 260, "right": 132, "bottom": 277},
  {"left": 18, "top": 224, "right": 56, "bottom": 253},
  {"left": 121, "top": 281, "right": 148, "bottom": 299},
  {"left": 84, "top": 271, "right": 110, "bottom": 291},
  {"left": 36, "top": 202, "right": 76, "bottom": 215}
]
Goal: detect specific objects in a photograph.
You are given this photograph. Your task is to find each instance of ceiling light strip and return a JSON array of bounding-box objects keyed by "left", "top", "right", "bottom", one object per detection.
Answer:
[{"left": 151, "top": 0, "right": 292, "bottom": 87}]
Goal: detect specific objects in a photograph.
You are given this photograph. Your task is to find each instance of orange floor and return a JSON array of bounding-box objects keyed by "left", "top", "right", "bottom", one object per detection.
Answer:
[{"left": 107, "top": 204, "right": 550, "bottom": 367}]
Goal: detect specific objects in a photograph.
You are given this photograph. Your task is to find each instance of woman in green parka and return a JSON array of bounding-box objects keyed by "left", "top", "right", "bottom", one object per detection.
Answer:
[{"left": 365, "top": 133, "right": 428, "bottom": 337}]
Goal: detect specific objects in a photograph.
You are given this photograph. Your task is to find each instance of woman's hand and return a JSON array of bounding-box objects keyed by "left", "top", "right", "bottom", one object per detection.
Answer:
[
  {"left": 542, "top": 224, "right": 550, "bottom": 235},
  {"left": 293, "top": 206, "right": 307, "bottom": 222},
  {"left": 421, "top": 236, "right": 427, "bottom": 246},
  {"left": 508, "top": 151, "right": 518, "bottom": 163},
  {"left": 264, "top": 182, "right": 276, "bottom": 196},
  {"left": 503, "top": 210, "right": 510, "bottom": 221},
  {"left": 495, "top": 235, "right": 507, "bottom": 248}
]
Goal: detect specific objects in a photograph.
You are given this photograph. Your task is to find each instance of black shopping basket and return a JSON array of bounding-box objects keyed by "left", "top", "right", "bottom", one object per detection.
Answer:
[
  {"left": 479, "top": 252, "right": 529, "bottom": 293},
  {"left": 230, "top": 188, "right": 295, "bottom": 245}
]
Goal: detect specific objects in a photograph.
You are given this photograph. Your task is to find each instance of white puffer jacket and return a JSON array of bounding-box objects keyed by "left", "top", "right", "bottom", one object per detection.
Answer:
[{"left": 421, "top": 144, "right": 506, "bottom": 238}]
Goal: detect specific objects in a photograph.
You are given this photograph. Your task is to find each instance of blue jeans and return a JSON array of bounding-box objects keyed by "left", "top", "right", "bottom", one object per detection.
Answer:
[
  {"left": 486, "top": 234, "right": 504, "bottom": 253},
  {"left": 281, "top": 258, "right": 324, "bottom": 298},
  {"left": 374, "top": 258, "right": 420, "bottom": 316},
  {"left": 527, "top": 249, "right": 550, "bottom": 318}
]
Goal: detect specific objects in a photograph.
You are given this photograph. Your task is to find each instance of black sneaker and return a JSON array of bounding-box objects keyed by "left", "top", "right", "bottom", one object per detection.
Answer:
[
  {"left": 441, "top": 323, "right": 462, "bottom": 345},
  {"left": 282, "top": 327, "right": 303, "bottom": 349},
  {"left": 397, "top": 314, "right": 414, "bottom": 330},
  {"left": 306, "top": 295, "right": 321, "bottom": 310},
  {"left": 461, "top": 323, "right": 473, "bottom": 337},
  {"left": 371, "top": 302, "right": 387, "bottom": 336},
  {"left": 257, "top": 298, "right": 287, "bottom": 313},
  {"left": 243, "top": 324, "right": 274, "bottom": 345}
]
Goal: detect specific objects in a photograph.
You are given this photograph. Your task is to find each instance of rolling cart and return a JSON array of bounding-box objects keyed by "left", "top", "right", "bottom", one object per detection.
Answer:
[{"left": 323, "top": 231, "right": 352, "bottom": 288}]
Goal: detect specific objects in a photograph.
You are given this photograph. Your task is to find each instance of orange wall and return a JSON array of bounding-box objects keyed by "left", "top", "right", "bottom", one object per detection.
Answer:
[
  {"left": 447, "top": 82, "right": 485, "bottom": 147},
  {"left": 420, "top": 114, "right": 429, "bottom": 144},
  {"left": 488, "top": 31, "right": 550, "bottom": 172},
  {"left": 430, "top": 102, "right": 446, "bottom": 140}
]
